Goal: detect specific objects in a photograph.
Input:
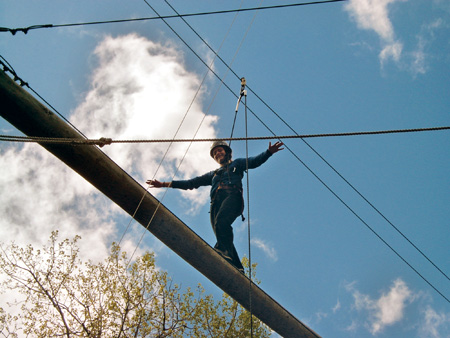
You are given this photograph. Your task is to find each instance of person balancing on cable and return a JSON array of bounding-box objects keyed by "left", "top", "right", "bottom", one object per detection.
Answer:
[{"left": 147, "top": 140, "right": 284, "bottom": 273}]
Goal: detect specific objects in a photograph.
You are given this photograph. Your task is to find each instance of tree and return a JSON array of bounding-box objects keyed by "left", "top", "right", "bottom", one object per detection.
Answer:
[{"left": 0, "top": 231, "right": 270, "bottom": 337}]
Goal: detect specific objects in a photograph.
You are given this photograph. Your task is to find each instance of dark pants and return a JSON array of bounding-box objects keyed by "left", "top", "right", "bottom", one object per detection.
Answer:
[{"left": 210, "top": 189, "right": 244, "bottom": 270}]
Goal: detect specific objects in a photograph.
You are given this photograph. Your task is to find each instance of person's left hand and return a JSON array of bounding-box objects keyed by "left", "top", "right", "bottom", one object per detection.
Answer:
[{"left": 268, "top": 141, "right": 284, "bottom": 154}]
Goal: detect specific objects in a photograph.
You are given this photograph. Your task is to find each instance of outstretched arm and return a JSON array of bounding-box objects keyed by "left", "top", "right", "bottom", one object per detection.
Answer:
[
  {"left": 244, "top": 141, "right": 285, "bottom": 170},
  {"left": 268, "top": 141, "right": 284, "bottom": 154},
  {"left": 146, "top": 179, "right": 172, "bottom": 188},
  {"left": 147, "top": 172, "right": 213, "bottom": 190}
]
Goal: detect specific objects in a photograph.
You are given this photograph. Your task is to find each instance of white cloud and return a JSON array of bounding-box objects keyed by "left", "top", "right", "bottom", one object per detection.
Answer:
[
  {"left": 0, "top": 33, "right": 219, "bottom": 258},
  {"left": 420, "top": 306, "right": 450, "bottom": 338},
  {"left": 346, "top": 1, "right": 448, "bottom": 74},
  {"left": 433, "top": 0, "right": 450, "bottom": 13},
  {"left": 347, "top": 278, "right": 415, "bottom": 334},
  {"left": 345, "top": 0, "right": 406, "bottom": 66},
  {"left": 70, "top": 33, "right": 219, "bottom": 214},
  {"left": 315, "top": 311, "right": 328, "bottom": 323},
  {"left": 379, "top": 41, "right": 403, "bottom": 65},
  {"left": 0, "top": 144, "right": 115, "bottom": 261},
  {"left": 332, "top": 299, "right": 341, "bottom": 313},
  {"left": 409, "top": 18, "right": 444, "bottom": 76},
  {"left": 251, "top": 237, "right": 278, "bottom": 261},
  {"left": 345, "top": 0, "right": 400, "bottom": 40},
  {"left": 345, "top": 320, "right": 358, "bottom": 332},
  {"left": 1, "top": 33, "right": 222, "bottom": 328}
]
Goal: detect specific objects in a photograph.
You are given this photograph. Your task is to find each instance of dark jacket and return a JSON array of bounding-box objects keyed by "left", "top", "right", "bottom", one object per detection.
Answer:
[{"left": 171, "top": 150, "right": 273, "bottom": 198}]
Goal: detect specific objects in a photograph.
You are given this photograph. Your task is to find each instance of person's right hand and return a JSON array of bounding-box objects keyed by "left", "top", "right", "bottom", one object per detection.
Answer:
[{"left": 146, "top": 179, "right": 165, "bottom": 188}]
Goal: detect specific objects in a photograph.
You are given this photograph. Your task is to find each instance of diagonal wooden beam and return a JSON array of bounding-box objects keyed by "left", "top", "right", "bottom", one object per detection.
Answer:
[{"left": 0, "top": 70, "right": 321, "bottom": 338}]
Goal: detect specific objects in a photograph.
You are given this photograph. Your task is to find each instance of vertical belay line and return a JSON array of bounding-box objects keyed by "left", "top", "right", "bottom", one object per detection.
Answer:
[
  {"left": 230, "top": 78, "right": 247, "bottom": 146},
  {"left": 243, "top": 82, "right": 253, "bottom": 337},
  {"left": 125, "top": 0, "right": 246, "bottom": 266},
  {"left": 236, "top": 77, "right": 253, "bottom": 336}
]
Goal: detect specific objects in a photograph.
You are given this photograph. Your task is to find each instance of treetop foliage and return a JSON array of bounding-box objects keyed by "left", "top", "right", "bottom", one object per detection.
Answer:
[{"left": 0, "top": 231, "right": 270, "bottom": 337}]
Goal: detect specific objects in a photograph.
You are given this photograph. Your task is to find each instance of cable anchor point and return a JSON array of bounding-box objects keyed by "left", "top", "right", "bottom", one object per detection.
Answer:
[{"left": 235, "top": 77, "right": 247, "bottom": 112}]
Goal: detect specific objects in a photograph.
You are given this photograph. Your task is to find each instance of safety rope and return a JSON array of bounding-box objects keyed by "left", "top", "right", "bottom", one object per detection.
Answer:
[
  {"left": 229, "top": 78, "right": 247, "bottom": 147},
  {"left": 230, "top": 76, "right": 254, "bottom": 336},
  {"left": 3, "top": 0, "right": 448, "bottom": 304},
  {"left": 2, "top": 126, "right": 449, "bottom": 146},
  {"left": 117, "top": 0, "right": 450, "bottom": 304},
  {"left": 0, "top": 0, "right": 348, "bottom": 35},
  {"left": 242, "top": 83, "right": 254, "bottom": 338},
  {"left": 165, "top": 0, "right": 262, "bottom": 331},
  {"left": 125, "top": 0, "right": 248, "bottom": 266},
  {"left": 115, "top": 0, "right": 450, "bottom": 303}
]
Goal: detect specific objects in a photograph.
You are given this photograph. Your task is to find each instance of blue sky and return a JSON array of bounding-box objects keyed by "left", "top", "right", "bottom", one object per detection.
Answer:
[{"left": 1, "top": 1, "right": 449, "bottom": 337}]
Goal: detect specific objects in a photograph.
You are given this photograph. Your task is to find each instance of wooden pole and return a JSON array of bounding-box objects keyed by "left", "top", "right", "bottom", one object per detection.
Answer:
[{"left": 0, "top": 70, "right": 321, "bottom": 338}]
